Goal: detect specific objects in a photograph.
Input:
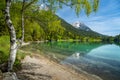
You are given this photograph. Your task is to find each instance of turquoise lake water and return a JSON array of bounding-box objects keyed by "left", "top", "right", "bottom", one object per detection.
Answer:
[{"left": 24, "top": 42, "right": 120, "bottom": 80}]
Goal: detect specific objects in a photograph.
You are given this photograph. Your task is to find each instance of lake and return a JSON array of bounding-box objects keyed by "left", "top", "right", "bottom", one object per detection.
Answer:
[{"left": 23, "top": 42, "right": 120, "bottom": 80}]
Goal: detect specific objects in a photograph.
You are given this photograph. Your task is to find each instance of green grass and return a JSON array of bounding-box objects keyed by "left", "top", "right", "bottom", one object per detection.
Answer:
[{"left": 0, "top": 36, "right": 10, "bottom": 64}]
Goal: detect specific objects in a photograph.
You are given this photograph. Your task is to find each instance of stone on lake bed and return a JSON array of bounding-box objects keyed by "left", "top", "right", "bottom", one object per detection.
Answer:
[{"left": 3, "top": 72, "right": 18, "bottom": 80}]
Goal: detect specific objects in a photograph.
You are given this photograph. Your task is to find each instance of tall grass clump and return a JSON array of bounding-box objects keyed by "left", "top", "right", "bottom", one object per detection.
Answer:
[{"left": 0, "top": 36, "right": 10, "bottom": 64}]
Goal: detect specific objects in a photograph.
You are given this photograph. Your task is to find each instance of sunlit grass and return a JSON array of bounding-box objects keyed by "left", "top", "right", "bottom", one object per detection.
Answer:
[{"left": 0, "top": 36, "right": 10, "bottom": 64}]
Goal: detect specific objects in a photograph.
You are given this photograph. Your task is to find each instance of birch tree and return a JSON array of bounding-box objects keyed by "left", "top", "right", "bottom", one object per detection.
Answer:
[
  {"left": 5, "top": 0, "right": 18, "bottom": 71},
  {"left": 21, "top": 0, "right": 38, "bottom": 45},
  {"left": 4, "top": 0, "right": 37, "bottom": 71}
]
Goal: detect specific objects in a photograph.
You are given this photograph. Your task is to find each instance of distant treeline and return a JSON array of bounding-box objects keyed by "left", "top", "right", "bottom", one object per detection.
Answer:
[{"left": 102, "top": 35, "right": 120, "bottom": 44}]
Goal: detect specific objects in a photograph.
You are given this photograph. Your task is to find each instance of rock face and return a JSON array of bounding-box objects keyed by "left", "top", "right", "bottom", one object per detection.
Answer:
[
  {"left": 3, "top": 72, "right": 18, "bottom": 80},
  {"left": 72, "top": 21, "right": 92, "bottom": 31}
]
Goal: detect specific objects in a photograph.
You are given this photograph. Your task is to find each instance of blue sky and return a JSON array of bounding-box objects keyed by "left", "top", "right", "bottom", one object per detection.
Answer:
[{"left": 56, "top": 0, "right": 120, "bottom": 36}]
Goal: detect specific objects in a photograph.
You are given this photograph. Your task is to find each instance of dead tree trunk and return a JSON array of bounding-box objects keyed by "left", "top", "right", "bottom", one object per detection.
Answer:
[{"left": 5, "top": 0, "right": 18, "bottom": 71}]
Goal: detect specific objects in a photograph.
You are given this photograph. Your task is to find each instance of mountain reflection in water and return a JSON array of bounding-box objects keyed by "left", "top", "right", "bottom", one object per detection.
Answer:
[{"left": 61, "top": 43, "right": 120, "bottom": 80}]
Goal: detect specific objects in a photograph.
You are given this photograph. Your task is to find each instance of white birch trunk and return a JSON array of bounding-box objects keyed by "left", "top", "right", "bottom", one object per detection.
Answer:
[
  {"left": 21, "top": 12, "right": 24, "bottom": 45},
  {"left": 5, "top": 0, "right": 18, "bottom": 71},
  {"left": 21, "top": 0, "right": 25, "bottom": 45}
]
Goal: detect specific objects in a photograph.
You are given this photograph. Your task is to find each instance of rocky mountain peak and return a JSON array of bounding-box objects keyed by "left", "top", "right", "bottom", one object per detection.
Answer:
[{"left": 72, "top": 21, "right": 91, "bottom": 31}]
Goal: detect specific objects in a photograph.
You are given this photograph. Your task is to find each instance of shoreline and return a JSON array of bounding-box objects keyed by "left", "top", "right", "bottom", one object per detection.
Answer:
[
  {"left": 61, "top": 62, "right": 102, "bottom": 80},
  {"left": 17, "top": 52, "right": 102, "bottom": 80}
]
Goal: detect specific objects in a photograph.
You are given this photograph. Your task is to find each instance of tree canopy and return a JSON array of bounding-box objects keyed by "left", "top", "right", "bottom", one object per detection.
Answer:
[{"left": 37, "top": 0, "right": 99, "bottom": 16}]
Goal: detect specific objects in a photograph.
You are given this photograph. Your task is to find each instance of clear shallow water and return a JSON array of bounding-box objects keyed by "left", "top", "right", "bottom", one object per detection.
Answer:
[
  {"left": 23, "top": 42, "right": 120, "bottom": 80},
  {"left": 60, "top": 43, "right": 120, "bottom": 80}
]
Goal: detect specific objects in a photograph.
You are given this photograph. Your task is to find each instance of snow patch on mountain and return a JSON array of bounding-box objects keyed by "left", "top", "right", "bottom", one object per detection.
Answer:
[{"left": 72, "top": 21, "right": 91, "bottom": 31}]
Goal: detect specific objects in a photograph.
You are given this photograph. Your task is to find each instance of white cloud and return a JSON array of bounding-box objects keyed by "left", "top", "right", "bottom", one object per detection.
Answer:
[{"left": 85, "top": 17, "right": 120, "bottom": 36}]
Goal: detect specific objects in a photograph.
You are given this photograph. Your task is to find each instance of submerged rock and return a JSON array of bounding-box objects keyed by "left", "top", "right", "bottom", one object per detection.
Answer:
[{"left": 3, "top": 72, "right": 18, "bottom": 80}]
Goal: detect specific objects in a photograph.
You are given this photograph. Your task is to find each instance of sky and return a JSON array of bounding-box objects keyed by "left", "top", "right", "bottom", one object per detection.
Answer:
[{"left": 56, "top": 0, "right": 120, "bottom": 36}]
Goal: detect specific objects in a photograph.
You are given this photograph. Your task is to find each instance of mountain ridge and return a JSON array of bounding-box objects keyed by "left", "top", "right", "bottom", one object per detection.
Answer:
[{"left": 56, "top": 15, "right": 105, "bottom": 38}]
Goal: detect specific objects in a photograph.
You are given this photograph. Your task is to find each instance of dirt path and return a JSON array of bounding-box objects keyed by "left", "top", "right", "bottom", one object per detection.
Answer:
[{"left": 17, "top": 54, "right": 102, "bottom": 80}]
